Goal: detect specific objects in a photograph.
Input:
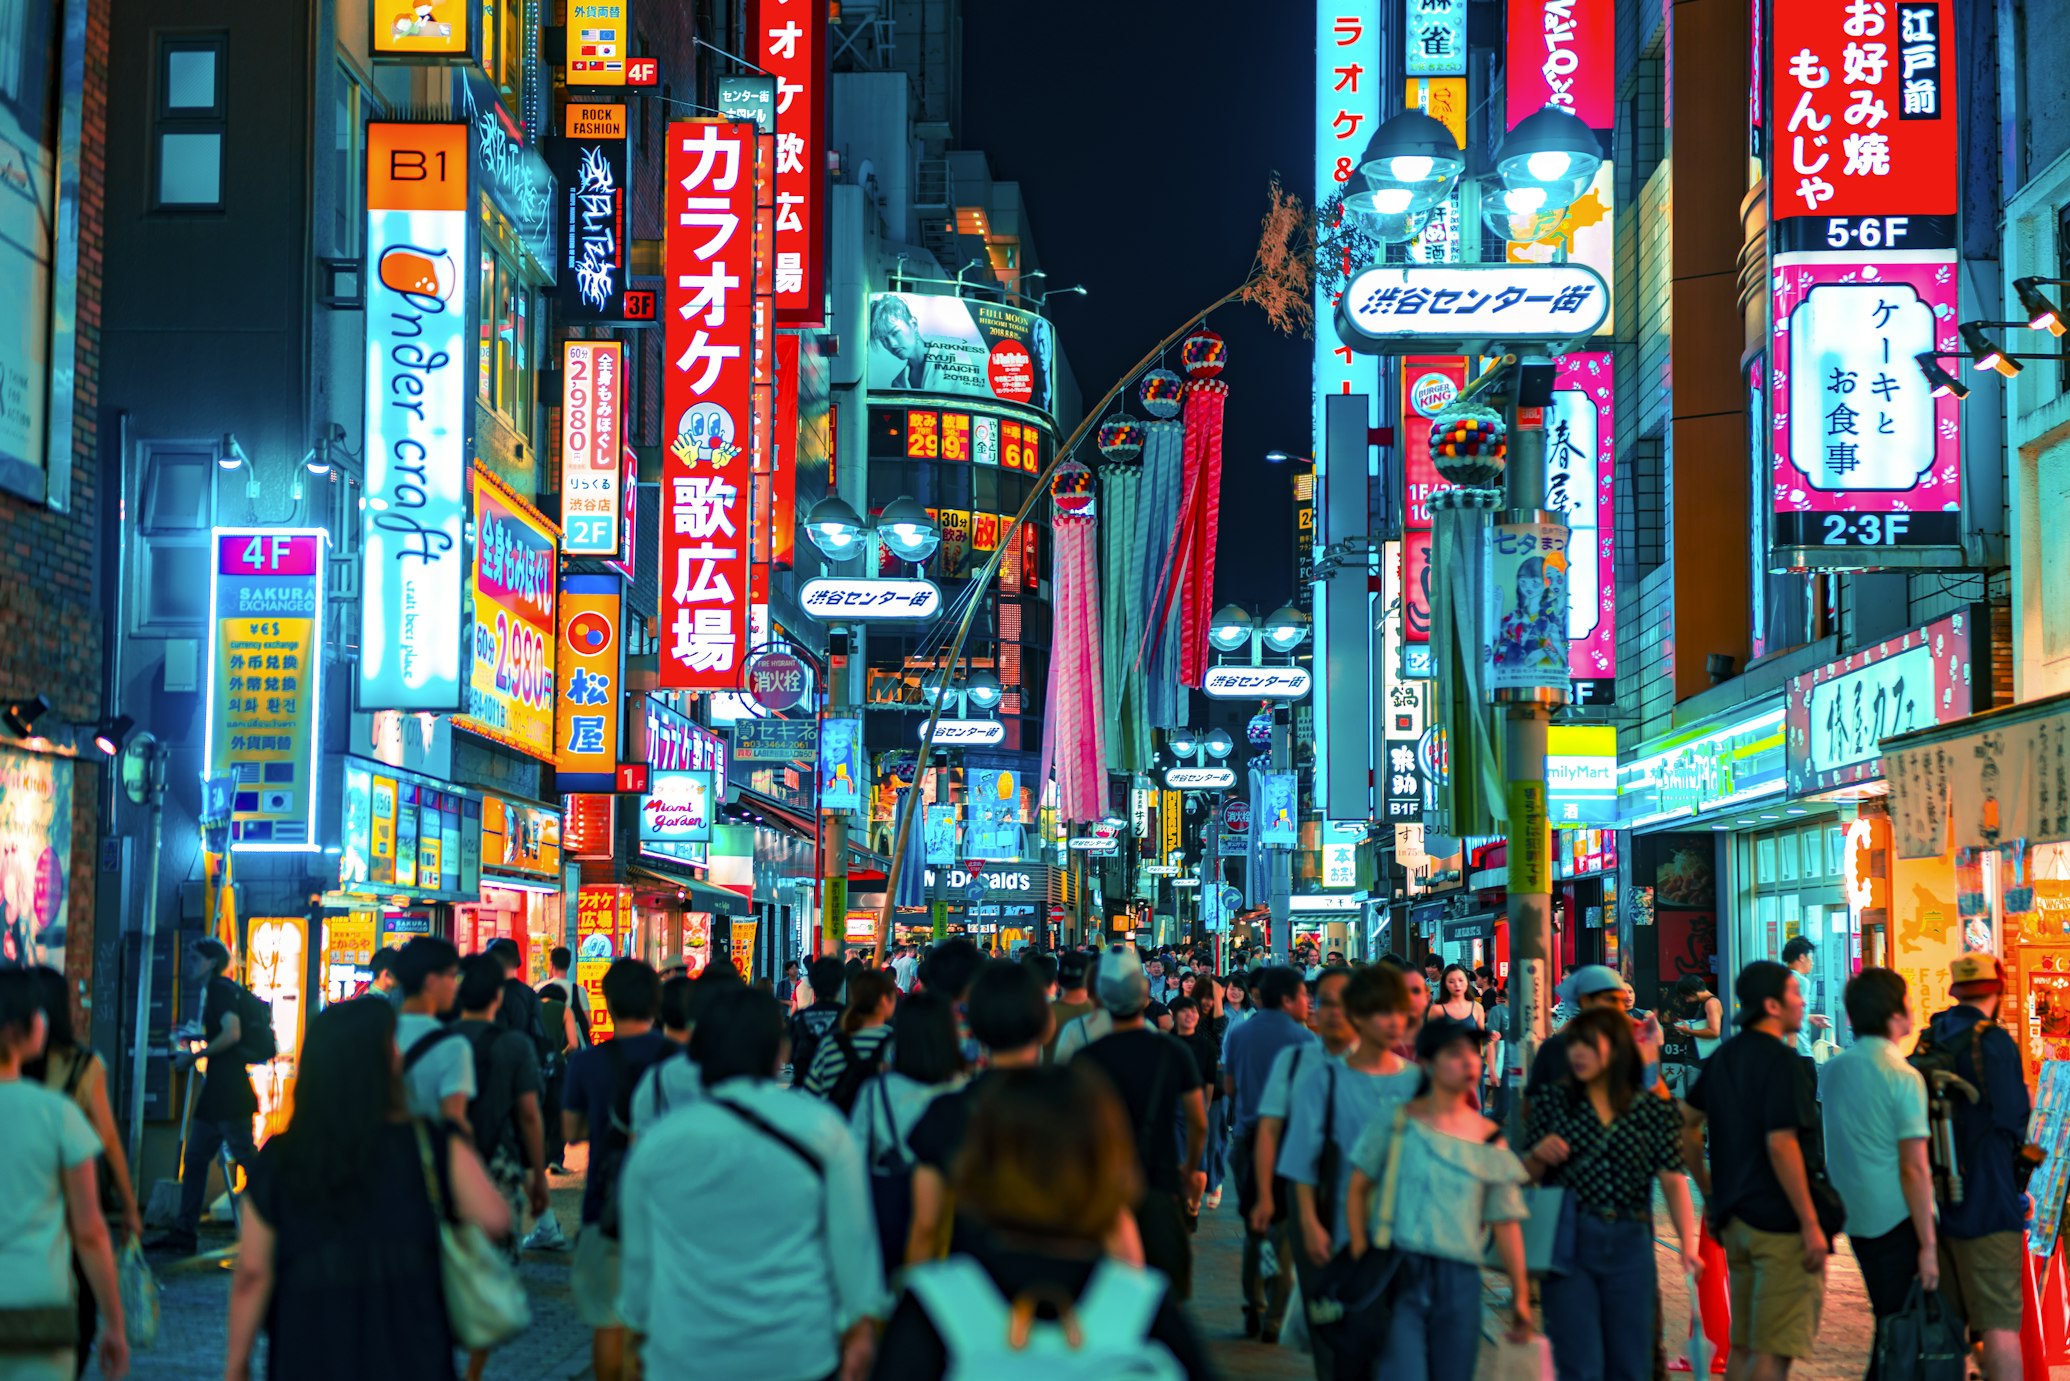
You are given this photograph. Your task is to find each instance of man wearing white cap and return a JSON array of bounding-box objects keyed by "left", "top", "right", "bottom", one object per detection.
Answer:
[{"left": 1521, "top": 964, "right": 1662, "bottom": 1122}]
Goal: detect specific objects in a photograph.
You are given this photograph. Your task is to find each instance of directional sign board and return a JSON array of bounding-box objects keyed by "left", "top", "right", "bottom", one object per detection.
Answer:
[
  {"left": 1336, "top": 263, "right": 1610, "bottom": 356},
  {"left": 800, "top": 578, "right": 942, "bottom": 621},
  {"left": 1203, "top": 665, "right": 1313, "bottom": 700}
]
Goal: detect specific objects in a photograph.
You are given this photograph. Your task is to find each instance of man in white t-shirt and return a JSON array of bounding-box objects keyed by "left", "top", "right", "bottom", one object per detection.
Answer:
[
  {"left": 892, "top": 945, "right": 920, "bottom": 993},
  {"left": 393, "top": 937, "right": 474, "bottom": 1123}
]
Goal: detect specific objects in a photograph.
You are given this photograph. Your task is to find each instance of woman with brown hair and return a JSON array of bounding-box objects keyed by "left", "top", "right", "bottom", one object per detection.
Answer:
[
  {"left": 872, "top": 1064, "right": 1212, "bottom": 1377},
  {"left": 1521, "top": 1006, "right": 1699, "bottom": 1381},
  {"left": 802, "top": 968, "right": 899, "bottom": 1115}
]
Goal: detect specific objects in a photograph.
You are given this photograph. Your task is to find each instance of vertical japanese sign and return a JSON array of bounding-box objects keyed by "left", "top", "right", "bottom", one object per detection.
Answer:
[
  {"left": 575, "top": 885, "right": 632, "bottom": 1040},
  {"left": 751, "top": 0, "right": 827, "bottom": 328},
  {"left": 460, "top": 470, "right": 560, "bottom": 759},
  {"left": 566, "top": 0, "right": 629, "bottom": 85},
  {"left": 1406, "top": 0, "right": 1467, "bottom": 75},
  {"left": 1400, "top": 357, "right": 1467, "bottom": 675},
  {"left": 1314, "top": 3, "right": 1383, "bottom": 449},
  {"left": 555, "top": 574, "right": 623, "bottom": 791},
  {"left": 662, "top": 121, "right": 756, "bottom": 688},
  {"left": 362, "top": 124, "right": 469, "bottom": 711},
  {"left": 561, "top": 340, "right": 623, "bottom": 555},
  {"left": 206, "top": 530, "right": 326, "bottom": 850},
  {"left": 1379, "top": 540, "right": 1429, "bottom": 823},
  {"left": 548, "top": 105, "right": 631, "bottom": 322},
  {"left": 1548, "top": 352, "right": 1616, "bottom": 704},
  {"left": 1506, "top": 0, "right": 1616, "bottom": 131},
  {"left": 772, "top": 333, "right": 801, "bottom": 568}
]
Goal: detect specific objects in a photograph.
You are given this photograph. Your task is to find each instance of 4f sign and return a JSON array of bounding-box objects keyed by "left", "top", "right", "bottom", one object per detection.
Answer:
[
  {"left": 1203, "top": 665, "right": 1313, "bottom": 700},
  {"left": 919, "top": 719, "right": 1006, "bottom": 747}
]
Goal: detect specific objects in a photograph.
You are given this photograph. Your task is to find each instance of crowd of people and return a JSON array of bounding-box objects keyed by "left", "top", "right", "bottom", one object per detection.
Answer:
[{"left": 6, "top": 924, "right": 2022, "bottom": 1381}]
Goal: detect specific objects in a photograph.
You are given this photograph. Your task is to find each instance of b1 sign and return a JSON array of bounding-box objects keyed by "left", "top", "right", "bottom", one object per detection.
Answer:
[
  {"left": 1337, "top": 264, "right": 1609, "bottom": 355},
  {"left": 1202, "top": 665, "right": 1313, "bottom": 700}
]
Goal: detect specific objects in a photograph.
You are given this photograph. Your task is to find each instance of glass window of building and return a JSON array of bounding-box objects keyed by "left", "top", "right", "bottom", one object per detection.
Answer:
[
  {"left": 481, "top": 0, "right": 527, "bottom": 114},
  {"left": 332, "top": 68, "right": 370, "bottom": 256},
  {"left": 477, "top": 199, "right": 535, "bottom": 436},
  {"left": 1740, "top": 818, "right": 1850, "bottom": 1051},
  {"left": 154, "top": 37, "right": 226, "bottom": 208},
  {"left": 133, "top": 443, "right": 213, "bottom": 629}
]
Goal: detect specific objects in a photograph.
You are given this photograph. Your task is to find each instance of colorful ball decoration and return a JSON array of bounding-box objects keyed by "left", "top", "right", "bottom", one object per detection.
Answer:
[
  {"left": 1050, "top": 456, "right": 1097, "bottom": 523},
  {"left": 1427, "top": 405, "right": 1508, "bottom": 488},
  {"left": 1096, "top": 413, "right": 1145, "bottom": 466},
  {"left": 1180, "top": 327, "right": 1226, "bottom": 380},
  {"left": 1139, "top": 368, "right": 1186, "bottom": 419},
  {"left": 1246, "top": 709, "right": 1273, "bottom": 746}
]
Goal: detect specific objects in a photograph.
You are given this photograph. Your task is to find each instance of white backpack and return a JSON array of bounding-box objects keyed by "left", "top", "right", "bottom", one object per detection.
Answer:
[{"left": 903, "top": 1256, "right": 1185, "bottom": 1381}]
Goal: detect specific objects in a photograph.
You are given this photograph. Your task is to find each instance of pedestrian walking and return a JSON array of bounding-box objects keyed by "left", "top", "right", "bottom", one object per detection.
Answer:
[
  {"left": 873, "top": 1064, "right": 1213, "bottom": 1378},
  {"left": 1172, "top": 992, "right": 1227, "bottom": 1209},
  {"left": 1521, "top": 1007, "right": 1700, "bottom": 1381},
  {"left": 1781, "top": 938, "right": 1835, "bottom": 1056},
  {"left": 0, "top": 968, "right": 128, "bottom": 1381},
  {"left": 802, "top": 968, "right": 898, "bottom": 1113},
  {"left": 225, "top": 998, "right": 506, "bottom": 1381},
  {"left": 535, "top": 946, "right": 587, "bottom": 1177},
  {"left": 390, "top": 937, "right": 472, "bottom": 1126},
  {"left": 628, "top": 968, "right": 739, "bottom": 1133},
  {"left": 1523, "top": 965, "right": 1663, "bottom": 1122},
  {"left": 788, "top": 956, "right": 848, "bottom": 1083},
  {"left": 1821, "top": 967, "right": 1938, "bottom": 1381},
  {"left": 369, "top": 947, "right": 404, "bottom": 1007},
  {"left": 851, "top": 989, "right": 965, "bottom": 1279},
  {"left": 1343, "top": 1016, "right": 1533, "bottom": 1381},
  {"left": 1429, "top": 964, "right": 1485, "bottom": 1028},
  {"left": 1046, "top": 950, "right": 1097, "bottom": 1062},
  {"left": 1681, "top": 960, "right": 1842, "bottom": 1381},
  {"left": 1673, "top": 975, "right": 1725, "bottom": 1060},
  {"left": 152, "top": 938, "right": 260, "bottom": 1257},
  {"left": 1224, "top": 964, "right": 1317, "bottom": 1343},
  {"left": 618, "top": 986, "right": 882, "bottom": 1381},
  {"left": 21, "top": 966, "right": 143, "bottom": 1374},
  {"left": 560, "top": 959, "right": 671, "bottom": 1381},
  {"left": 1918, "top": 953, "right": 2030, "bottom": 1381}
]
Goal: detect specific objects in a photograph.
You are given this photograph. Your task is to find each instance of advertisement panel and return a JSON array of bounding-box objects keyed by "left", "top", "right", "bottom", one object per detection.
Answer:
[
  {"left": 818, "top": 717, "right": 864, "bottom": 813},
  {"left": 1770, "top": 0, "right": 1956, "bottom": 222},
  {"left": 555, "top": 574, "right": 623, "bottom": 791},
  {"left": 865, "top": 293, "right": 1057, "bottom": 416},
  {"left": 772, "top": 333, "right": 800, "bottom": 567},
  {"left": 547, "top": 111, "right": 632, "bottom": 322},
  {"left": 565, "top": 0, "right": 628, "bottom": 85},
  {"left": 640, "top": 770, "right": 714, "bottom": 843},
  {"left": 1406, "top": 0, "right": 1467, "bottom": 76},
  {"left": 373, "top": 0, "right": 474, "bottom": 59},
  {"left": 362, "top": 123, "right": 470, "bottom": 710},
  {"left": 1400, "top": 357, "right": 1467, "bottom": 671},
  {"left": 481, "top": 794, "right": 561, "bottom": 877},
  {"left": 1484, "top": 521, "right": 1571, "bottom": 698},
  {"left": 0, "top": 745, "right": 71, "bottom": 972},
  {"left": 1506, "top": 0, "right": 1615, "bottom": 131},
  {"left": 734, "top": 719, "right": 817, "bottom": 762},
  {"left": 458, "top": 470, "right": 559, "bottom": 759},
  {"left": 1786, "top": 611, "right": 1972, "bottom": 796},
  {"left": 575, "top": 885, "right": 632, "bottom": 1041},
  {"left": 661, "top": 121, "right": 756, "bottom": 688},
  {"left": 1548, "top": 352, "right": 1615, "bottom": 704},
  {"left": 1770, "top": 250, "right": 1962, "bottom": 561},
  {"left": 206, "top": 530, "right": 325, "bottom": 850},
  {"left": 1314, "top": 0, "right": 1383, "bottom": 453},
  {"left": 339, "top": 757, "right": 483, "bottom": 901},
  {"left": 751, "top": 0, "right": 826, "bottom": 327},
  {"left": 560, "top": 340, "right": 624, "bottom": 555},
  {"left": 0, "top": 0, "right": 73, "bottom": 506},
  {"left": 1380, "top": 540, "right": 1429, "bottom": 823}
]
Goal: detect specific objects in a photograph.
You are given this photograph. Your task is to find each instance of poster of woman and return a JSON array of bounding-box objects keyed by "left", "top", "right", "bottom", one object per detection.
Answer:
[{"left": 1485, "top": 521, "right": 1571, "bottom": 694}]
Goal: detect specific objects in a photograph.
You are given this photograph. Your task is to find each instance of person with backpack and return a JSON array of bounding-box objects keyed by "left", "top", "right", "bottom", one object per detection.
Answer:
[
  {"left": 392, "top": 938, "right": 473, "bottom": 1126},
  {"left": 1919, "top": 953, "right": 2031, "bottom": 1381},
  {"left": 1223, "top": 964, "right": 1317, "bottom": 1343},
  {"left": 629, "top": 967, "right": 744, "bottom": 1133},
  {"left": 154, "top": 938, "right": 265, "bottom": 1257},
  {"left": 452, "top": 956, "right": 549, "bottom": 1232},
  {"left": 803, "top": 970, "right": 898, "bottom": 1114},
  {"left": 618, "top": 986, "right": 883, "bottom": 1381},
  {"left": 560, "top": 959, "right": 671, "bottom": 1381},
  {"left": 789, "top": 956, "right": 848, "bottom": 1083},
  {"left": 850, "top": 990, "right": 965, "bottom": 1281},
  {"left": 535, "top": 946, "right": 587, "bottom": 1177},
  {"left": 873, "top": 1063, "right": 1211, "bottom": 1379}
]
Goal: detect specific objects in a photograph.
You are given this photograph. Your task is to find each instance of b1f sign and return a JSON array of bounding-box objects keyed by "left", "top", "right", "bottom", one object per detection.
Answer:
[
  {"left": 560, "top": 341, "right": 623, "bottom": 555},
  {"left": 1202, "top": 665, "right": 1313, "bottom": 700},
  {"left": 362, "top": 124, "right": 469, "bottom": 711}
]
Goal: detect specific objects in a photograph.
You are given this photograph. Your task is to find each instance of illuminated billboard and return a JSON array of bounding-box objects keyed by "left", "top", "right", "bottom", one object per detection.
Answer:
[
  {"left": 555, "top": 574, "right": 623, "bottom": 791},
  {"left": 1549, "top": 352, "right": 1615, "bottom": 705},
  {"left": 751, "top": 0, "right": 826, "bottom": 327},
  {"left": 560, "top": 340, "right": 623, "bottom": 555},
  {"left": 865, "top": 293, "right": 1057, "bottom": 416},
  {"left": 458, "top": 470, "right": 559, "bottom": 760},
  {"left": 206, "top": 530, "right": 326, "bottom": 851},
  {"left": 1506, "top": 0, "right": 1615, "bottom": 131}
]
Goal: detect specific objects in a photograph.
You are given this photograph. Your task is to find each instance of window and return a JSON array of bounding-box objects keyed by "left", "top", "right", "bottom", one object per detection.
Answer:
[
  {"left": 155, "top": 36, "right": 226, "bottom": 209},
  {"left": 1739, "top": 819, "right": 1853, "bottom": 1046},
  {"left": 332, "top": 68, "right": 370, "bottom": 256},
  {"left": 477, "top": 200, "right": 535, "bottom": 435},
  {"left": 133, "top": 444, "right": 214, "bottom": 630},
  {"left": 481, "top": 0, "right": 526, "bottom": 114}
]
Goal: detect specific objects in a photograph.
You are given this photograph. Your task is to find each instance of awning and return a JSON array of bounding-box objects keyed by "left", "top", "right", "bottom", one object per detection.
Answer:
[
  {"left": 627, "top": 862, "right": 754, "bottom": 915},
  {"left": 1882, "top": 689, "right": 2070, "bottom": 858}
]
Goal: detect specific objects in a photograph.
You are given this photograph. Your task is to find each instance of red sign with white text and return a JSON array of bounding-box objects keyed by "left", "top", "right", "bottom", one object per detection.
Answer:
[
  {"left": 1506, "top": 0, "right": 1616, "bottom": 131},
  {"left": 772, "top": 333, "right": 801, "bottom": 569},
  {"left": 1399, "top": 356, "right": 1468, "bottom": 649},
  {"left": 661, "top": 121, "right": 757, "bottom": 689},
  {"left": 1772, "top": 0, "right": 1956, "bottom": 218},
  {"left": 751, "top": 0, "right": 826, "bottom": 328}
]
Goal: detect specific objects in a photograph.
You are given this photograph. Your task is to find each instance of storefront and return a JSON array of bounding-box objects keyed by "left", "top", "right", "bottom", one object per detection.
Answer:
[
  {"left": 333, "top": 756, "right": 485, "bottom": 976},
  {"left": 897, "top": 862, "right": 1054, "bottom": 946},
  {"left": 459, "top": 793, "right": 563, "bottom": 981}
]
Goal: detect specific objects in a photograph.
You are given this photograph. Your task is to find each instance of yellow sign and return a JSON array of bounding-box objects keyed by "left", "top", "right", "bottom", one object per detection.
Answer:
[
  {"left": 374, "top": 0, "right": 473, "bottom": 58},
  {"left": 458, "top": 469, "right": 560, "bottom": 760},
  {"left": 481, "top": 794, "right": 562, "bottom": 878},
  {"left": 1406, "top": 77, "right": 1468, "bottom": 150},
  {"left": 1161, "top": 790, "right": 1182, "bottom": 863},
  {"left": 730, "top": 919, "right": 758, "bottom": 980},
  {"left": 554, "top": 577, "right": 622, "bottom": 788},
  {"left": 206, "top": 529, "right": 326, "bottom": 849},
  {"left": 576, "top": 885, "right": 633, "bottom": 1041},
  {"left": 566, "top": 0, "right": 629, "bottom": 85},
  {"left": 1507, "top": 780, "right": 1550, "bottom": 893},
  {"left": 566, "top": 104, "right": 627, "bottom": 139}
]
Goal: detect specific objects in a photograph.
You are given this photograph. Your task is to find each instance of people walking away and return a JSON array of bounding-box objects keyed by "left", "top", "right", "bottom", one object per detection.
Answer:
[
  {"left": 618, "top": 986, "right": 882, "bottom": 1381},
  {"left": 852, "top": 989, "right": 965, "bottom": 1280},
  {"left": 370, "top": 947, "right": 404, "bottom": 1007},
  {"left": 788, "top": 956, "right": 848, "bottom": 1083},
  {"left": 1023, "top": 950, "right": 1058, "bottom": 1003},
  {"left": 1171, "top": 994, "right": 1226, "bottom": 1209},
  {"left": 392, "top": 938, "right": 472, "bottom": 1125},
  {"left": 1223, "top": 964, "right": 1316, "bottom": 1343},
  {"left": 1821, "top": 968, "right": 1938, "bottom": 1381},
  {"left": 483, "top": 938, "right": 548, "bottom": 1058},
  {"left": 226, "top": 997, "right": 506, "bottom": 1381},
  {"left": 1521, "top": 1007, "right": 1700, "bottom": 1381},
  {"left": 560, "top": 959, "right": 671, "bottom": 1381},
  {"left": 451, "top": 956, "right": 549, "bottom": 1291},
  {"left": 803, "top": 969, "right": 898, "bottom": 1114},
  {"left": 23, "top": 966, "right": 143, "bottom": 1372},
  {"left": 534, "top": 948, "right": 585, "bottom": 1185},
  {"left": 1781, "top": 938, "right": 1833, "bottom": 1056},
  {"left": 906, "top": 961, "right": 1056, "bottom": 1265},
  {"left": 1917, "top": 953, "right": 2031, "bottom": 1381},
  {"left": 152, "top": 938, "right": 262, "bottom": 1258},
  {"left": 0, "top": 968, "right": 128, "bottom": 1381},
  {"left": 1078, "top": 945, "right": 1207, "bottom": 1300},
  {"left": 1682, "top": 960, "right": 1842, "bottom": 1381},
  {"left": 1282, "top": 964, "right": 1419, "bottom": 1379},
  {"left": 873, "top": 1064, "right": 1213, "bottom": 1379},
  {"left": 1046, "top": 950, "right": 1097, "bottom": 1062},
  {"left": 628, "top": 969, "right": 733, "bottom": 1133},
  {"left": 1343, "top": 1016, "right": 1531, "bottom": 1381},
  {"left": 893, "top": 944, "right": 921, "bottom": 994}
]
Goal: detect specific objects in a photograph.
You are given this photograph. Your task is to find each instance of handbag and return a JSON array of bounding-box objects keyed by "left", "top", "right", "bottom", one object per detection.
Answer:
[
  {"left": 1483, "top": 1331, "right": 1556, "bottom": 1381},
  {"left": 864, "top": 1075, "right": 917, "bottom": 1279},
  {"left": 119, "top": 1237, "right": 161, "bottom": 1349},
  {"left": 1873, "top": 1281, "right": 1967, "bottom": 1381},
  {"left": 413, "top": 1121, "right": 532, "bottom": 1351},
  {"left": 1489, "top": 1184, "right": 1574, "bottom": 1275},
  {"left": 1305, "top": 1105, "right": 1410, "bottom": 1381}
]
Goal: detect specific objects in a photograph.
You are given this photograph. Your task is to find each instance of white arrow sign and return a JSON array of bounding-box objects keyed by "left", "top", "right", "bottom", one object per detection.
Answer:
[{"left": 1202, "top": 665, "right": 1313, "bottom": 700}]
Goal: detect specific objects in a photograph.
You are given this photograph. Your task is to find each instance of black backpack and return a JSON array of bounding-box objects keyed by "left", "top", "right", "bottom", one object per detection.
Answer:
[
  {"left": 821, "top": 1031, "right": 885, "bottom": 1116},
  {"left": 215, "top": 978, "right": 277, "bottom": 1062},
  {"left": 462, "top": 1024, "right": 519, "bottom": 1160},
  {"left": 789, "top": 1005, "right": 841, "bottom": 1084}
]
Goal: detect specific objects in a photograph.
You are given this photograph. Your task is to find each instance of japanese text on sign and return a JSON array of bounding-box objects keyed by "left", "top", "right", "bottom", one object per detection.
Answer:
[
  {"left": 798, "top": 578, "right": 943, "bottom": 620},
  {"left": 561, "top": 341, "right": 623, "bottom": 555},
  {"left": 207, "top": 531, "right": 325, "bottom": 849},
  {"left": 751, "top": 0, "right": 826, "bottom": 327},
  {"left": 1314, "top": 2, "right": 1382, "bottom": 447},
  {"left": 1407, "top": 0, "right": 1467, "bottom": 76}
]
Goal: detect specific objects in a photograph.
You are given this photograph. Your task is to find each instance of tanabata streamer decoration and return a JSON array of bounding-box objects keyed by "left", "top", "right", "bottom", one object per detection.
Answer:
[
  {"left": 1097, "top": 414, "right": 1146, "bottom": 466},
  {"left": 1139, "top": 369, "right": 1186, "bottom": 419},
  {"left": 1041, "top": 455, "right": 1108, "bottom": 823},
  {"left": 1166, "top": 377, "right": 1230, "bottom": 686},
  {"left": 1181, "top": 327, "right": 1226, "bottom": 380}
]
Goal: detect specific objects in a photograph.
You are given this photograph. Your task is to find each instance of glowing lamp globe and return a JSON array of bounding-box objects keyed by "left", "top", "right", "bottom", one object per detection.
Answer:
[
  {"left": 1427, "top": 405, "right": 1509, "bottom": 487},
  {"left": 1139, "top": 368, "right": 1186, "bottom": 419},
  {"left": 1051, "top": 457, "right": 1097, "bottom": 524},
  {"left": 1180, "top": 327, "right": 1226, "bottom": 380},
  {"left": 1096, "top": 414, "right": 1145, "bottom": 465}
]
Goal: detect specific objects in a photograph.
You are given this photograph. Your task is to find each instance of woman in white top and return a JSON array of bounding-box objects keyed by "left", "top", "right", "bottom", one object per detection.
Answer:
[{"left": 851, "top": 991, "right": 965, "bottom": 1282}]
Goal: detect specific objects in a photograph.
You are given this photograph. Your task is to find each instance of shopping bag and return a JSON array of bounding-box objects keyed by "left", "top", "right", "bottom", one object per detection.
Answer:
[
  {"left": 1482, "top": 1332, "right": 1555, "bottom": 1381},
  {"left": 1872, "top": 1281, "right": 1966, "bottom": 1381},
  {"left": 118, "top": 1238, "right": 161, "bottom": 1349}
]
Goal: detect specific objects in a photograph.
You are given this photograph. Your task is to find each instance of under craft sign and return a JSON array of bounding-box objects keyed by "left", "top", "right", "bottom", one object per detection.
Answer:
[
  {"left": 1203, "top": 666, "right": 1312, "bottom": 700},
  {"left": 1336, "top": 263, "right": 1609, "bottom": 354}
]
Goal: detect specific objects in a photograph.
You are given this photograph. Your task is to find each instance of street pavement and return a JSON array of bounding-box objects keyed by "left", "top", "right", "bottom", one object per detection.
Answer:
[{"left": 127, "top": 1161, "right": 1882, "bottom": 1380}]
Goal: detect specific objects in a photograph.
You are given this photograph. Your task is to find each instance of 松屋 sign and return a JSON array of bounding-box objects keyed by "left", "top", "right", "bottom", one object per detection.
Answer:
[
  {"left": 1164, "top": 766, "right": 1236, "bottom": 790},
  {"left": 459, "top": 470, "right": 560, "bottom": 760},
  {"left": 1786, "top": 611, "right": 1972, "bottom": 795},
  {"left": 800, "top": 577, "right": 942, "bottom": 620},
  {"left": 1548, "top": 352, "right": 1615, "bottom": 704},
  {"left": 362, "top": 124, "right": 469, "bottom": 711},
  {"left": 661, "top": 121, "right": 756, "bottom": 688},
  {"left": 1337, "top": 264, "right": 1609, "bottom": 355},
  {"left": 560, "top": 341, "right": 623, "bottom": 555},
  {"left": 555, "top": 574, "right": 623, "bottom": 792},
  {"left": 751, "top": 0, "right": 826, "bottom": 327},
  {"left": 1770, "top": 252, "right": 1962, "bottom": 563},
  {"left": 1507, "top": 0, "right": 1615, "bottom": 131},
  {"left": 918, "top": 719, "right": 1006, "bottom": 747},
  {"left": 206, "top": 530, "right": 325, "bottom": 850},
  {"left": 1202, "top": 665, "right": 1313, "bottom": 700}
]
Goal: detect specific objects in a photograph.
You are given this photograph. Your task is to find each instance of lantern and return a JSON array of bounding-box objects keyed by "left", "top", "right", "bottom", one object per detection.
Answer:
[
  {"left": 1096, "top": 413, "right": 1145, "bottom": 465},
  {"left": 1427, "top": 405, "right": 1508, "bottom": 488},
  {"left": 1180, "top": 327, "right": 1226, "bottom": 380},
  {"left": 1139, "top": 368, "right": 1186, "bottom": 419},
  {"left": 1050, "top": 457, "right": 1096, "bottom": 523}
]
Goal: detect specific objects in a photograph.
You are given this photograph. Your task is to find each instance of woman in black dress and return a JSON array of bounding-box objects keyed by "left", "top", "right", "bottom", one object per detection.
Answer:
[{"left": 225, "top": 998, "right": 511, "bottom": 1381}]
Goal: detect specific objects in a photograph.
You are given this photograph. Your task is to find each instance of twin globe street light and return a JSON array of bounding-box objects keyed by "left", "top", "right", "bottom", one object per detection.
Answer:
[
  {"left": 1342, "top": 104, "right": 1602, "bottom": 247},
  {"left": 804, "top": 493, "right": 943, "bottom": 565}
]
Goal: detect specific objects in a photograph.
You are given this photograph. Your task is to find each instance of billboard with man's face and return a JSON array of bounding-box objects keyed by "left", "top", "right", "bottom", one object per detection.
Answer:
[{"left": 866, "top": 293, "right": 1056, "bottom": 418}]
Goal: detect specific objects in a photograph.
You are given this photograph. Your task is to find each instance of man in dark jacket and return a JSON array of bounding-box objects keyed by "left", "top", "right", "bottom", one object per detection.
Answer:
[{"left": 787, "top": 955, "right": 847, "bottom": 1082}]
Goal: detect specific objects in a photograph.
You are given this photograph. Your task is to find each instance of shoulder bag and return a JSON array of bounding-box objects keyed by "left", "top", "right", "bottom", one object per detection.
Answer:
[
  {"left": 864, "top": 1075, "right": 916, "bottom": 1280},
  {"left": 413, "top": 1121, "right": 531, "bottom": 1351},
  {"left": 1306, "top": 1104, "right": 1410, "bottom": 1381}
]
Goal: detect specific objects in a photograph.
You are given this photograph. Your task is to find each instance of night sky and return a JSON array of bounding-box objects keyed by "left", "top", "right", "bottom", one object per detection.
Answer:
[{"left": 959, "top": 0, "right": 1314, "bottom": 611}]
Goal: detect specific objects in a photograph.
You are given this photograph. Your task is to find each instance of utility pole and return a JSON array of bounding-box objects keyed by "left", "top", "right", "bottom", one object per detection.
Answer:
[
  {"left": 1269, "top": 710, "right": 1292, "bottom": 960},
  {"left": 125, "top": 737, "right": 169, "bottom": 1191}
]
